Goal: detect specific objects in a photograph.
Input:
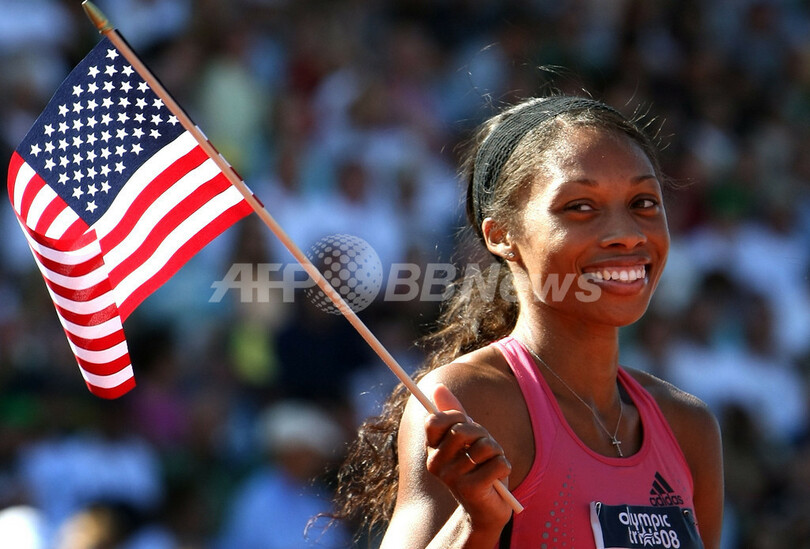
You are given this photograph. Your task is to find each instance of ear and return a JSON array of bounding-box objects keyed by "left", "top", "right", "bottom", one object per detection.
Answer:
[{"left": 482, "top": 217, "right": 518, "bottom": 261}]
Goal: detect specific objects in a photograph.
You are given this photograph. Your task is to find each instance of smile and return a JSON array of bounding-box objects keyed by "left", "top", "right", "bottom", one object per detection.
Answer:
[{"left": 586, "top": 265, "right": 647, "bottom": 283}]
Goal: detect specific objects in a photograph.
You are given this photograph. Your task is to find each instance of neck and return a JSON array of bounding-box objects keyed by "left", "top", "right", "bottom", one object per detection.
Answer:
[{"left": 512, "top": 307, "right": 621, "bottom": 409}]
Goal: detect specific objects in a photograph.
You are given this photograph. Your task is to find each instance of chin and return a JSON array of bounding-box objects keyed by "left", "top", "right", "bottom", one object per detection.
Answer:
[{"left": 572, "top": 298, "right": 653, "bottom": 328}]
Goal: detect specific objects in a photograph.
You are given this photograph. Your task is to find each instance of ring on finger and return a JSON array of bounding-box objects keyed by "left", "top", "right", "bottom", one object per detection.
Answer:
[{"left": 464, "top": 446, "right": 478, "bottom": 466}]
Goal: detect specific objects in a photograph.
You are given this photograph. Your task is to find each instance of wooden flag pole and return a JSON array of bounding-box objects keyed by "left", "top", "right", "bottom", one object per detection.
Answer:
[{"left": 81, "top": 0, "right": 522, "bottom": 513}]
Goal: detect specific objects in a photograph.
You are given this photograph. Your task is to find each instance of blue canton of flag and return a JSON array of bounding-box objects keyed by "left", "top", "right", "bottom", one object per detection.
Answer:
[{"left": 18, "top": 39, "right": 185, "bottom": 225}]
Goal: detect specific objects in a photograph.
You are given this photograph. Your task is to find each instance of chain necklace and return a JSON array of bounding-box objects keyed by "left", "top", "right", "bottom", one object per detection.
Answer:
[{"left": 522, "top": 342, "right": 625, "bottom": 457}]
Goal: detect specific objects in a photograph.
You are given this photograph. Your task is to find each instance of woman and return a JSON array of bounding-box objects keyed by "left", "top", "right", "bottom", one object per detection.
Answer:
[{"left": 334, "top": 95, "right": 723, "bottom": 548}]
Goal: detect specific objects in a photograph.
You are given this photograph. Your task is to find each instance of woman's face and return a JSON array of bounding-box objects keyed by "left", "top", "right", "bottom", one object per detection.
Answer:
[{"left": 510, "top": 125, "right": 670, "bottom": 327}]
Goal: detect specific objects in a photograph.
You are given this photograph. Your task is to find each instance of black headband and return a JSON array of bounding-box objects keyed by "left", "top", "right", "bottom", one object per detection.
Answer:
[{"left": 471, "top": 96, "right": 622, "bottom": 233}]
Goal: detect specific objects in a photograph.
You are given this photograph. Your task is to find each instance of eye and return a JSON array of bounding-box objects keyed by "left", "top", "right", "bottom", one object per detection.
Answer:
[
  {"left": 632, "top": 197, "right": 659, "bottom": 210},
  {"left": 565, "top": 201, "right": 596, "bottom": 212}
]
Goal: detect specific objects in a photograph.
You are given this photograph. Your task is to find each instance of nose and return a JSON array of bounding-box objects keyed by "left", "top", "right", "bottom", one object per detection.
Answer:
[{"left": 598, "top": 209, "right": 647, "bottom": 249}]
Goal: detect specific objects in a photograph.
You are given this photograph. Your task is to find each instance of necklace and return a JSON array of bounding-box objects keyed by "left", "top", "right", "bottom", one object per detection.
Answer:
[{"left": 522, "top": 343, "right": 625, "bottom": 457}]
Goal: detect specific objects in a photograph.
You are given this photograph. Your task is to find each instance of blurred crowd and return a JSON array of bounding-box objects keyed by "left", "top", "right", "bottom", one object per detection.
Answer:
[{"left": 1, "top": 0, "right": 809, "bottom": 547}]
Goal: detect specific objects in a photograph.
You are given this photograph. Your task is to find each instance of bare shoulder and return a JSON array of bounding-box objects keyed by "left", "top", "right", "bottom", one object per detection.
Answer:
[
  {"left": 624, "top": 368, "right": 722, "bottom": 468},
  {"left": 625, "top": 369, "right": 718, "bottom": 432},
  {"left": 407, "top": 344, "right": 535, "bottom": 486},
  {"left": 421, "top": 345, "right": 525, "bottom": 424}
]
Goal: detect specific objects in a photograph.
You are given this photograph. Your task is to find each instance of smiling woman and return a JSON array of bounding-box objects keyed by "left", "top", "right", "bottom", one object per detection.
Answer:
[{"left": 332, "top": 96, "right": 724, "bottom": 549}]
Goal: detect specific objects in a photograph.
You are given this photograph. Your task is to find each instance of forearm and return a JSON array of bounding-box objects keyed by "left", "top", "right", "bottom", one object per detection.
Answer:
[
  {"left": 425, "top": 505, "right": 505, "bottom": 549},
  {"left": 381, "top": 503, "right": 506, "bottom": 549}
]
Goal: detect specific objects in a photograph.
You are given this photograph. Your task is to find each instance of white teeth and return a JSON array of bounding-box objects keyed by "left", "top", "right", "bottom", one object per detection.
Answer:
[{"left": 590, "top": 266, "right": 647, "bottom": 282}]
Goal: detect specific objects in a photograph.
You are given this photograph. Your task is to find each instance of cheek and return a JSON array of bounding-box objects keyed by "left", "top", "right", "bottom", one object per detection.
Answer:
[
  {"left": 651, "top": 230, "right": 671, "bottom": 286},
  {"left": 648, "top": 216, "right": 671, "bottom": 258},
  {"left": 521, "top": 233, "right": 580, "bottom": 292}
]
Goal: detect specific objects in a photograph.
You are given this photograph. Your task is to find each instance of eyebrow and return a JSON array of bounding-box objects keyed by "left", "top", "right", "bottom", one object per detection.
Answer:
[{"left": 564, "top": 174, "right": 659, "bottom": 187}]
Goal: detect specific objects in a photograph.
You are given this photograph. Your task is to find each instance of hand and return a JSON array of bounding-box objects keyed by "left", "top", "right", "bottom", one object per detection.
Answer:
[{"left": 424, "top": 384, "right": 514, "bottom": 530}]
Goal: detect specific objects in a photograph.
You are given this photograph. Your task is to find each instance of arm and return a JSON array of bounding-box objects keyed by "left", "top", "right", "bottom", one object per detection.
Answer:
[{"left": 380, "top": 366, "right": 526, "bottom": 549}]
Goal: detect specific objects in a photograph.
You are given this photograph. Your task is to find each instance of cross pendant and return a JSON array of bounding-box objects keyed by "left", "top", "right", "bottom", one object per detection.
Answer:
[{"left": 611, "top": 438, "right": 623, "bottom": 457}]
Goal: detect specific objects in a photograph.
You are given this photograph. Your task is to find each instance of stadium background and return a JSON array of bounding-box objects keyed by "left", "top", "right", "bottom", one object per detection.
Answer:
[{"left": 0, "top": 0, "right": 809, "bottom": 547}]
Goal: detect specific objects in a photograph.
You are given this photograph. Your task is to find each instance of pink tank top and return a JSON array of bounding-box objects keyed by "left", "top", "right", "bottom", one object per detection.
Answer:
[{"left": 494, "top": 336, "right": 702, "bottom": 549}]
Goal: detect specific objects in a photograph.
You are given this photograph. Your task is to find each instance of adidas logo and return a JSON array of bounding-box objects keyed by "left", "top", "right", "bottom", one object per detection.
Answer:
[{"left": 649, "top": 472, "right": 684, "bottom": 506}]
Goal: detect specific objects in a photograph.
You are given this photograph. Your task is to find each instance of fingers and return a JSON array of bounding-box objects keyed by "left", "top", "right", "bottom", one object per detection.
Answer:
[
  {"left": 432, "top": 382, "right": 467, "bottom": 414},
  {"left": 425, "top": 420, "right": 512, "bottom": 507},
  {"left": 463, "top": 436, "right": 502, "bottom": 468},
  {"left": 421, "top": 383, "right": 515, "bottom": 529},
  {"left": 424, "top": 383, "right": 510, "bottom": 476},
  {"left": 424, "top": 383, "right": 471, "bottom": 448},
  {"left": 425, "top": 416, "right": 485, "bottom": 457}
]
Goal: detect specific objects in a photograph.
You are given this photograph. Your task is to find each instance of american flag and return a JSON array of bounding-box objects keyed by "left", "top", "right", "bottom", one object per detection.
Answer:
[{"left": 7, "top": 37, "right": 252, "bottom": 398}]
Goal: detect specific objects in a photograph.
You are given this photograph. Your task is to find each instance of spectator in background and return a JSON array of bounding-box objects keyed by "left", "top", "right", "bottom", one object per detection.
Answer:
[
  {"left": 668, "top": 279, "right": 807, "bottom": 446},
  {"left": 215, "top": 400, "right": 350, "bottom": 549},
  {"left": 53, "top": 500, "right": 177, "bottom": 549},
  {"left": 93, "top": 0, "right": 191, "bottom": 52},
  {"left": 273, "top": 295, "right": 374, "bottom": 406},
  {"left": 15, "top": 400, "right": 162, "bottom": 546}
]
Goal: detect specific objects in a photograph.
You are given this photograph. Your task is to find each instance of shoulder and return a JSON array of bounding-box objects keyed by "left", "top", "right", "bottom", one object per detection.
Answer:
[
  {"left": 625, "top": 369, "right": 718, "bottom": 430},
  {"left": 421, "top": 344, "right": 523, "bottom": 421},
  {"left": 625, "top": 368, "right": 722, "bottom": 475},
  {"left": 625, "top": 369, "right": 720, "bottom": 443},
  {"left": 402, "top": 343, "right": 534, "bottom": 485},
  {"left": 425, "top": 345, "right": 533, "bottom": 458}
]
